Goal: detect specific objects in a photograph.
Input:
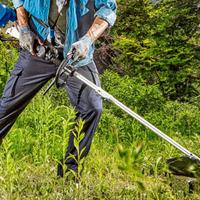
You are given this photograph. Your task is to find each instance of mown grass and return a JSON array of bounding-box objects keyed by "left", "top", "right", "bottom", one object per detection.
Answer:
[{"left": 0, "top": 71, "right": 200, "bottom": 199}]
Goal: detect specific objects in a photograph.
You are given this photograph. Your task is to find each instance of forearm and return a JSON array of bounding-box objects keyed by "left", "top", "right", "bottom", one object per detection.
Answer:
[
  {"left": 86, "top": 16, "right": 108, "bottom": 43},
  {"left": 16, "top": 6, "right": 28, "bottom": 26}
]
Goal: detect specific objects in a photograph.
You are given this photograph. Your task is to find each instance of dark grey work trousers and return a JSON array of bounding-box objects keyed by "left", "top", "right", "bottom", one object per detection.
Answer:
[{"left": 0, "top": 50, "right": 102, "bottom": 173}]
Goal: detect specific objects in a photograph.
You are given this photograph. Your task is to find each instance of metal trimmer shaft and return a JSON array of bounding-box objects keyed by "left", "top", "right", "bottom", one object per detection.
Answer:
[{"left": 65, "top": 68, "right": 200, "bottom": 163}]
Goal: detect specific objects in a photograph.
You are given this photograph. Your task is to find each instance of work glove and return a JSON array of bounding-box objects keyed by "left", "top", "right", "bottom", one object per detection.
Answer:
[
  {"left": 69, "top": 35, "right": 93, "bottom": 62},
  {"left": 19, "top": 25, "right": 36, "bottom": 55}
]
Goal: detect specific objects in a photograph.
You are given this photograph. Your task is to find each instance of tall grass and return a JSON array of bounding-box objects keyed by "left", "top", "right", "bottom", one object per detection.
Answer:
[{"left": 0, "top": 72, "right": 200, "bottom": 199}]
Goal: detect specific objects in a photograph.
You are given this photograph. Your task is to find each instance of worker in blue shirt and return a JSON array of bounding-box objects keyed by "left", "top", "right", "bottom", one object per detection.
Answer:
[
  {"left": 0, "top": 3, "right": 16, "bottom": 27},
  {"left": 0, "top": 0, "right": 117, "bottom": 178}
]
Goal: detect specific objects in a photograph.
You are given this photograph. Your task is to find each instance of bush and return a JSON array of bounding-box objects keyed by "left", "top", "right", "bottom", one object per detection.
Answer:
[
  {"left": 111, "top": 0, "right": 200, "bottom": 100},
  {"left": 0, "top": 41, "right": 18, "bottom": 94}
]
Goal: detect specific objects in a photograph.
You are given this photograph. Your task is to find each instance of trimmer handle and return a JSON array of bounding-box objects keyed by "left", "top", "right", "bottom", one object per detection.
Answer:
[{"left": 43, "top": 54, "right": 76, "bottom": 95}]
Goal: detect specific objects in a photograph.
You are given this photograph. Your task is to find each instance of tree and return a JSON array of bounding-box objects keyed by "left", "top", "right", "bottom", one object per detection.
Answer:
[{"left": 112, "top": 0, "right": 200, "bottom": 100}]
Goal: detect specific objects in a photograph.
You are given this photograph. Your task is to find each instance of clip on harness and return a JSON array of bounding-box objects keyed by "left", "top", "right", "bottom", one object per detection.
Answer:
[
  {"left": 31, "top": 0, "right": 69, "bottom": 45},
  {"left": 29, "top": 1, "right": 69, "bottom": 62}
]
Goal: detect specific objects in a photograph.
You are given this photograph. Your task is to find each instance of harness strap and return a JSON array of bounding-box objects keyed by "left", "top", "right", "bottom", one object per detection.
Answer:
[{"left": 30, "top": 0, "right": 70, "bottom": 44}]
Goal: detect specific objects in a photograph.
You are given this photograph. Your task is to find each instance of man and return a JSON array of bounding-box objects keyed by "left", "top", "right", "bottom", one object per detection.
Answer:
[
  {"left": 0, "top": 0, "right": 117, "bottom": 177},
  {"left": 0, "top": 3, "right": 16, "bottom": 27}
]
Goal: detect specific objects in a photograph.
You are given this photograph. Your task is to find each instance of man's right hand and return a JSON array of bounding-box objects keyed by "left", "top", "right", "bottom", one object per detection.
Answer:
[
  {"left": 19, "top": 25, "right": 35, "bottom": 54},
  {"left": 16, "top": 6, "right": 35, "bottom": 54}
]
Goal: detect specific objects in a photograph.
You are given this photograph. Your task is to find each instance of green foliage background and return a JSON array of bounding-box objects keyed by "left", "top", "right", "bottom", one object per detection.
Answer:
[
  {"left": 0, "top": 0, "right": 200, "bottom": 199},
  {"left": 112, "top": 0, "right": 200, "bottom": 100}
]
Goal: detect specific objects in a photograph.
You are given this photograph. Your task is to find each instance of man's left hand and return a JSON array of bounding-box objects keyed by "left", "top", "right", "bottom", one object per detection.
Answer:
[{"left": 69, "top": 35, "right": 93, "bottom": 61}]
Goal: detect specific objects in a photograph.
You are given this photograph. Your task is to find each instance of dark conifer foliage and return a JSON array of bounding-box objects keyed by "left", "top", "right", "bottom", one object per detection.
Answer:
[{"left": 112, "top": 0, "right": 200, "bottom": 100}]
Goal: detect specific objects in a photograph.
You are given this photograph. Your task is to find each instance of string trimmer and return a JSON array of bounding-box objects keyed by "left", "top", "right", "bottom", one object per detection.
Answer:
[
  {"left": 5, "top": 25, "right": 200, "bottom": 178},
  {"left": 44, "top": 56, "right": 200, "bottom": 177}
]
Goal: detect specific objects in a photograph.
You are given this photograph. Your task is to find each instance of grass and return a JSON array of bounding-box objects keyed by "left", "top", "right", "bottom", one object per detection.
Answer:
[{"left": 0, "top": 83, "right": 200, "bottom": 200}]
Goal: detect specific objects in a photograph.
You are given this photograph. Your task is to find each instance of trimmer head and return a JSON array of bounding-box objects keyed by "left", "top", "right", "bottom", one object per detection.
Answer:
[{"left": 167, "top": 156, "right": 200, "bottom": 177}]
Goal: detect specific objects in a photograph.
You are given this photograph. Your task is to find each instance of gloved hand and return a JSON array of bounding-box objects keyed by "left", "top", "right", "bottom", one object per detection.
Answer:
[
  {"left": 19, "top": 25, "right": 35, "bottom": 55},
  {"left": 69, "top": 35, "right": 93, "bottom": 61}
]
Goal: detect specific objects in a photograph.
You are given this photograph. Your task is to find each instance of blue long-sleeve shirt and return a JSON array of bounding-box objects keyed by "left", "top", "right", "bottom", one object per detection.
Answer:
[
  {"left": 12, "top": 0, "right": 117, "bottom": 67},
  {"left": 0, "top": 4, "right": 16, "bottom": 27}
]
